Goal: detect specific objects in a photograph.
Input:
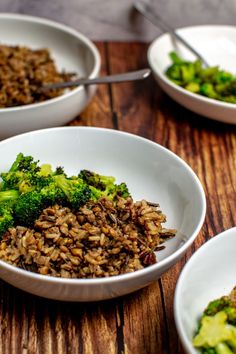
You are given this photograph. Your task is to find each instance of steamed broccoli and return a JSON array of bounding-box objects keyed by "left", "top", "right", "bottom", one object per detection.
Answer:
[
  {"left": 165, "top": 51, "right": 236, "bottom": 104},
  {"left": 13, "top": 179, "right": 69, "bottom": 227},
  {"left": 204, "top": 297, "right": 232, "bottom": 316},
  {"left": 78, "top": 170, "right": 116, "bottom": 191},
  {"left": 0, "top": 153, "right": 53, "bottom": 193},
  {"left": 0, "top": 153, "right": 131, "bottom": 232},
  {"left": 78, "top": 170, "right": 130, "bottom": 202},
  {"left": 0, "top": 190, "right": 19, "bottom": 236},
  {"left": 53, "top": 175, "right": 91, "bottom": 209},
  {"left": 14, "top": 190, "right": 44, "bottom": 227},
  {"left": 0, "top": 206, "right": 14, "bottom": 237},
  {"left": 193, "top": 289, "right": 236, "bottom": 353},
  {"left": 0, "top": 190, "right": 19, "bottom": 205},
  {"left": 40, "top": 181, "right": 66, "bottom": 207}
]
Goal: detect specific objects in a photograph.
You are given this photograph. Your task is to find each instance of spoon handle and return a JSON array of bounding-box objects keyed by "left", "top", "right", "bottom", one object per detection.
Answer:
[
  {"left": 134, "top": 0, "right": 209, "bottom": 68},
  {"left": 41, "top": 68, "right": 151, "bottom": 90}
]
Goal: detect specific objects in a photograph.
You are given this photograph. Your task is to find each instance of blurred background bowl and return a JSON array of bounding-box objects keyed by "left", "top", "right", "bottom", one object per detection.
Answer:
[
  {"left": 0, "top": 13, "right": 101, "bottom": 139},
  {"left": 0, "top": 126, "right": 206, "bottom": 301},
  {"left": 148, "top": 25, "right": 236, "bottom": 124},
  {"left": 174, "top": 227, "right": 236, "bottom": 353}
]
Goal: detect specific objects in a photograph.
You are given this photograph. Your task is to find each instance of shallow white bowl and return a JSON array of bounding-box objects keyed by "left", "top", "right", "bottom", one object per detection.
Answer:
[
  {"left": 0, "top": 127, "right": 206, "bottom": 301},
  {"left": 148, "top": 25, "right": 236, "bottom": 124},
  {"left": 174, "top": 227, "right": 236, "bottom": 353},
  {"left": 0, "top": 14, "right": 100, "bottom": 139}
]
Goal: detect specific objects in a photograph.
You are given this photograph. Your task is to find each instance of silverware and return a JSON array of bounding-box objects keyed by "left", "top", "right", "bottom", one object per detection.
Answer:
[
  {"left": 40, "top": 68, "right": 151, "bottom": 91},
  {"left": 134, "top": 0, "right": 209, "bottom": 67}
]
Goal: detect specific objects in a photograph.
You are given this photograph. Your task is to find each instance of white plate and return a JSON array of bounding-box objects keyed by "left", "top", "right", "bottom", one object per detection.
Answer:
[
  {"left": 174, "top": 227, "right": 236, "bottom": 353},
  {"left": 0, "top": 127, "right": 206, "bottom": 301},
  {"left": 148, "top": 25, "right": 236, "bottom": 124}
]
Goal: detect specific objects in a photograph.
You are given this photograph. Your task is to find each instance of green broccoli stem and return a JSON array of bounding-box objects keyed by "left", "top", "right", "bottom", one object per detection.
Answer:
[
  {"left": 215, "top": 342, "right": 234, "bottom": 354},
  {"left": 53, "top": 175, "right": 71, "bottom": 199},
  {"left": 0, "top": 190, "right": 19, "bottom": 203},
  {"left": 8, "top": 152, "right": 24, "bottom": 172}
]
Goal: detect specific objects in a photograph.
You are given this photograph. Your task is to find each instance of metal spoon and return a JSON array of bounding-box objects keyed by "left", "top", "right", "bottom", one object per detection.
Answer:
[
  {"left": 134, "top": 0, "right": 209, "bottom": 67},
  {"left": 40, "top": 68, "right": 151, "bottom": 91}
]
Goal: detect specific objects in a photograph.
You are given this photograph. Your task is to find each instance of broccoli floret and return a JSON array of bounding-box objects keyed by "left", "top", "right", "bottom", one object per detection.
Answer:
[
  {"left": 1, "top": 153, "right": 39, "bottom": 190},
  {"left": 0, "top": 190, "right": 19, "bottom": 205},
  {"left": 193, "top": 292, "right": 236, "bottom": 354},
  {"left": 202, "top": 349, "right": 216, "bottom": 354},
  {"left": 0, "top": 153, "right": 52, "bottom": 192},
  {"left": 113, "top": 182, "right": 130, "bottom": 198},
  {"left": 169, "top": 51, "right": 186, "bottom": 65},
  {"left": 193, "top": 311, "right": 236, "bottom": 350},
  {"left": 0, "top": 190, "right": 19, "bottom": 236},
  {"left": 78, "top": 170, "right": 116, "bottom": 191},
  {"left": 200, "top": 83, "right": 218, "bottom": 99},
  {"left": 215, "top": 343, "right": 234, "bottom": 354},
  {"left": 13, "top": 182, "right": 68, "bottom": 227},
  {"left": 0, "top": 206, "right": 14, "bottom": 237},
  {"left": 40, "top": 182, "right": 66, "bottom": 207},
  {"left": 204, "top": 297, "right": 231, "bottom": 316},
  {"left": 165, "top": 63, "right": 182, "bottom": 84},
  {"left": 54, "top": 166, "right": 67, "bottom": 176},
  {"left": 78, "top": 170, "right": 130, "bottom": 202},
  {"left": 53, "top": 175, "right": 91, "bottom": 209},
  {"left": 14, "top": 191, "right": 44, "bottom": 227},
  {"left": 89, "top": 185, "right": 105, "bottom": 201},
  {"left": 9, "top": 153, "right": 40, "bottom": 174},
  {"left": 185, "top": 82, "right": 200, "bottom": 93}
]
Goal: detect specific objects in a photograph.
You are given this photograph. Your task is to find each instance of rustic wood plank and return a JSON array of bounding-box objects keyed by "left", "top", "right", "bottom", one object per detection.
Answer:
[
  {"left": 69, "top": 42, "right": 114, "bottom": 129},
  {"left": 122, "top": 283, "right": 170, "bottom": 354},
  {"left": 106, "top": 42, "right": 157, "bottom": 139}
]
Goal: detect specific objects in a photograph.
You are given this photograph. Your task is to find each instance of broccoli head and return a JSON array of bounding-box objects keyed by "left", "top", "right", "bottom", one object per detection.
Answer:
[
  {"left": 193, "top": 291, "right": 236, "bottom": 354},
  {"left": 9, "top": 152, "right": 40, "bottom": 173},
  {"left": 14, "top": 190, "right": 44, "bottom": 227},
  {"left": 1, "top": 153, "right": 39, "bottom": 190},
  {"left": 0, "top": 189, "right": 19, "bottom": 205},
  {"left": 53, "top": 175, "right": 91, "bottom": 209},
  {"left": 78, "top": 170, "right": 130, "bottom": 202},
  {"left": 0, "top": 153, "right": 53, "bottom": 192},
  {"left": 78, "top": 170, "right": 115, "bottom": 191},
  {"left": 0, "top": 206, "right": 14, "bottom": 237},
  {"left": 13, "top": 182, "right": 67, "bottom": 227},
  {"left": 40, "top": 181, "right": 66, "bottom": 207},
  {"left": 204, "top": 297, "right": 231, "bottom": 316},
  {"left": 193, "top": 311, "right": 236, "bottom": 352},
  {"left": 113, "top": 182, "right": 130, "bottom": 199}
]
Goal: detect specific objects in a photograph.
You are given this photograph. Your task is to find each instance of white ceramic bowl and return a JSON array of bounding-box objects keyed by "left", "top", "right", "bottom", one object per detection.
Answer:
[
  {"left": 148, "top": 25, "right": 236, "bottom": 124},
  {"left": 0, "top": 14, "right": 100, "bottom": 139},
  {"left": 0, "top": 127, "right": 206, "bottom": 301},
  {"left": 174, "top": 227, "right": 236, "bottom": 353}
]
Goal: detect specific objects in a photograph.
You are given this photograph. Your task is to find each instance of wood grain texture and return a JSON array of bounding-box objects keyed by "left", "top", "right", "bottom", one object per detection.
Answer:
[{"left": 0, "top": 42, "right": 236, "bottom": 354}]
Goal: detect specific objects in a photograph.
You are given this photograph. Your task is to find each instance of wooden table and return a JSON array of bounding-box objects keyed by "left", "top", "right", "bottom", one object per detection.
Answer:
[{"left": 0, "top": 42, "right": 235, "bottom": 354}]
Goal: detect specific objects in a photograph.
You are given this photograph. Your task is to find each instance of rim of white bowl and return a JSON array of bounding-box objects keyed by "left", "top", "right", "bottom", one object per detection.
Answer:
[
  {"left": 0, "top": 13, "right": 101, "bottom": 112},
  {"left": 174, "top": 226, "right": 236, "bottom": 354},
  {"left": 147, "top": 24, "right": 236, "bottom": 112},
  {"left": 0, "top": 126, "right": 206, "bottom": 285}
]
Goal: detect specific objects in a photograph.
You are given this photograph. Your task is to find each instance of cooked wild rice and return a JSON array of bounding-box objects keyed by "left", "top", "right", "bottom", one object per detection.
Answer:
[
  {"left": 0, "top": 197, "right": 176, "bottom": 278},
  {"left": 0, "top": 44, "right": 75, "bottom": 107}
]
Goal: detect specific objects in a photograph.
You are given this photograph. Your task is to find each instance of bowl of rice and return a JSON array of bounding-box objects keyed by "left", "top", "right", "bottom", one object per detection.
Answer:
[
  {"left": 0, "top": 127, "right": 206, "bottom": 301},
  {"left": 0, "top": 14, "right": 100, "bottom": 139}
]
